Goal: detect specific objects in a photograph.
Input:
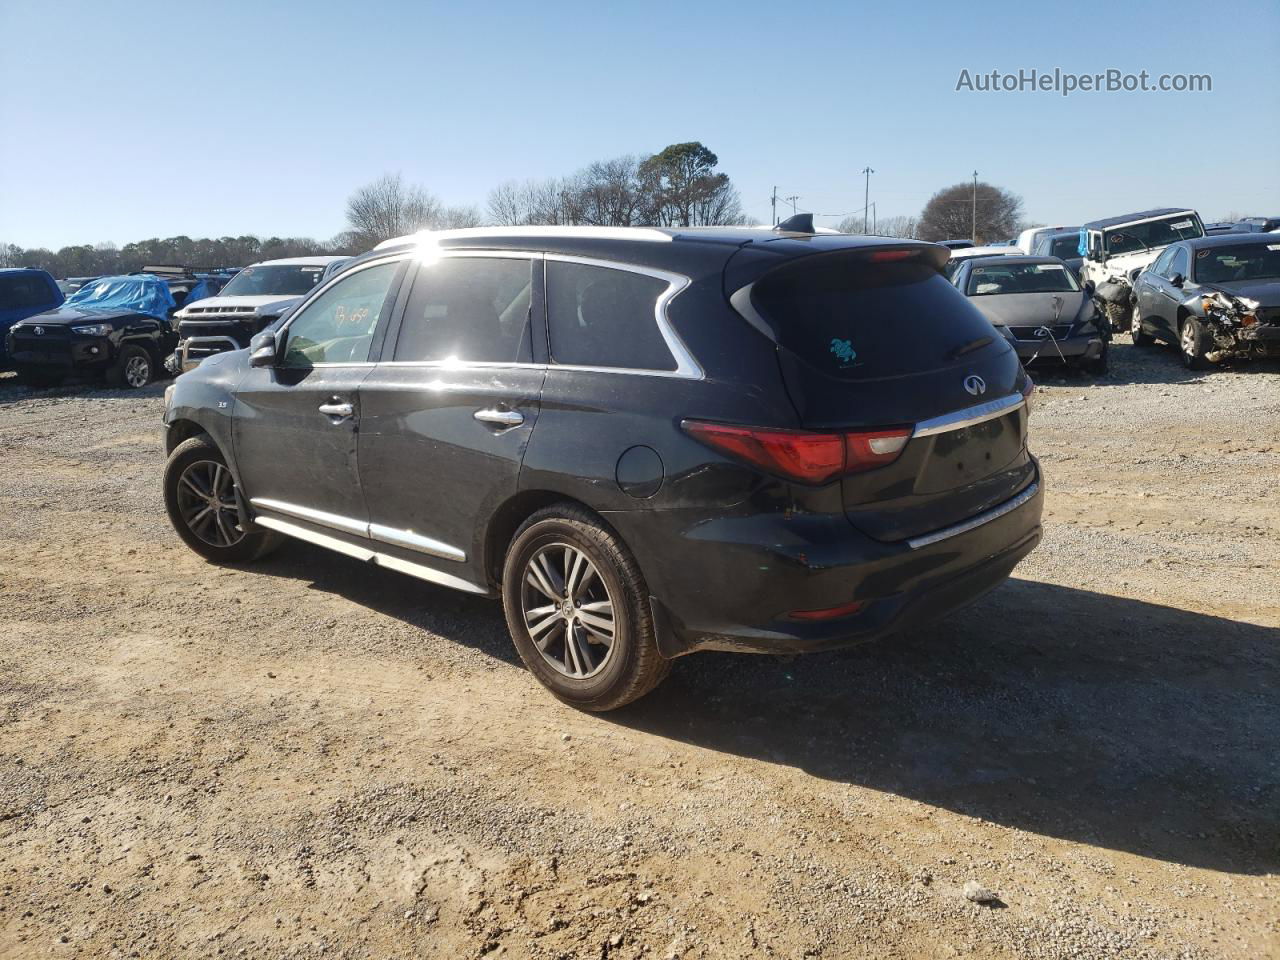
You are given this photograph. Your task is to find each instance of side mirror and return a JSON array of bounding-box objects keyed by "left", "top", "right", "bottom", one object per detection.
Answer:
[
  {"left": 1170, "top": 273, "right": 1185, "bottom": 288},
  {"left": 1082, "top": 280, "right": 1096, "bottom": 296},
  {"left": 248, "top": 331, "right": 277, "bottom": 367}
]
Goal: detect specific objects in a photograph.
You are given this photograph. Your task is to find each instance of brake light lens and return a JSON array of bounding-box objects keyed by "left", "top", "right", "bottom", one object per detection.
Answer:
[
  {"left": 789, "top": 599, "right": 865, "bottom": 621},
  {"left": 867, "top": 249, "right": 919, "bottom": 263},
  {"left": 682, "top": 421, "right": 911, "bottom": 484}
]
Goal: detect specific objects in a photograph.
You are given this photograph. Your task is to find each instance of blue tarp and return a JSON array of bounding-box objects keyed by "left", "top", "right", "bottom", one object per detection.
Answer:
[{"left": 64, "top": 275, "right": 177, "bottom": 320}]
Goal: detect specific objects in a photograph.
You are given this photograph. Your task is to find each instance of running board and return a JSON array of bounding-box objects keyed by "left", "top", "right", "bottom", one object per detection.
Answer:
[{"left": 254, "top": 515, "right": 488, "bottom": 596}]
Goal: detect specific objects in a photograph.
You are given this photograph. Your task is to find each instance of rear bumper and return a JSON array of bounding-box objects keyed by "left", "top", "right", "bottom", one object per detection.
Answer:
[{"left": 608, "top": 464, "right": 1045, "bottom": 657}]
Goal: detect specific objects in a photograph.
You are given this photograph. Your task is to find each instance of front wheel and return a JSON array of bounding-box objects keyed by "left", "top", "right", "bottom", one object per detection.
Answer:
[
  {"left": 1130, "top": 302, "right": 1156, "bottom": 346},
  {"left": 502, "top": 505, "right": 670, "bottom": 711},
  {"left": 163, "top": 435, "right": 281, "bottom": 563},
  {"left": 1180, "top": 317, "right": 1211, "bottom": 370},
  {"left": 108, "top": 344, "right": 154, "bottom": 389}
]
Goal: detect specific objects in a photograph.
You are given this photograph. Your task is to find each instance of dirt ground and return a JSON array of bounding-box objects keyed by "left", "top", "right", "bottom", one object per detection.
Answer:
[{"left": 1, "top": 337, "right": 1277, "bottom": 960}]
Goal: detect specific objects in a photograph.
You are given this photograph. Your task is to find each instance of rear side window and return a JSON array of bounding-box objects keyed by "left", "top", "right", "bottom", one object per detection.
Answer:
[
  {"left": 546, "top": 261, "right": 675, "bottom": 371},
  {"left": 750, "top": 257, "right": 1005, "bottom": 379},
  {"left": 394, "top": 257, "right": 533, "bottom": 363},
  {"left": 0, "top": 273, "right": 54, "bottom": 310}
]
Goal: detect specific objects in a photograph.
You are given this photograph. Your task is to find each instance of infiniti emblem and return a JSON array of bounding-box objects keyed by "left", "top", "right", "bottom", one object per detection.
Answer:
[
  {"left": 963, "top": 375, "right": 987, "bottom": 396},
  {"left": 33, "top": 326, "right": 45, "bottom": 336}
]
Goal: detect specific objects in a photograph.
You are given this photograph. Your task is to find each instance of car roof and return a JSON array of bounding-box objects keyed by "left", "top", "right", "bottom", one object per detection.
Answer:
[
  {"left": 963, "top": 255, "right": 1065, "bottom": 267},
  {"left": 949, "top": 245, "right": 1022, "bottom": 259},
  {"left": 1081, "top": 208, "right": 1197, "bottom": 230},
  {"left": 1177, "top": 232, "right": 1280, "bottom": 250},
  {"left": 0, "top": 267, "right": 50, "bottom": 275},
  {"left": 251, "top": 256, "right": 349, "bottom": 267}
]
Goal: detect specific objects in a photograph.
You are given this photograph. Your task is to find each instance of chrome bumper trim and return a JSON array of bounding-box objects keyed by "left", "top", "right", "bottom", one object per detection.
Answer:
[{"left": 906, "top": 481, "right": 1040, "bottom": 550}]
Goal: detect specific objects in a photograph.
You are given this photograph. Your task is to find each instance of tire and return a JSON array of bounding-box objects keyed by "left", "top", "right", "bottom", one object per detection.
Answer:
[
  {"left": 1179, "top": 317, "right": 1211, "bottom": 371},
  {"left": 501, "top": 504, "right": 670, "bottom": 711},
  {"left": 163, "top": 435, "right": 281, "bottom": 563},
  {"left": 108, "top": 344, "right": 154, "bottom": 389},
  {"left": 1129, "top": 301, "right": 1156, "bottom": 346},
  {"left": 14, "top": 364, "right": 63, "bottom": 388}
]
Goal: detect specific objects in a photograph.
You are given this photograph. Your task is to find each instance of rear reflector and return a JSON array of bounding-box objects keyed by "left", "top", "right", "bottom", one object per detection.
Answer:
[
  {"left": 789, "top": 599, "right": 866, "bottom": 621},
  {"left": 682, "top": 420, "right": 911, "bottom": 484}
]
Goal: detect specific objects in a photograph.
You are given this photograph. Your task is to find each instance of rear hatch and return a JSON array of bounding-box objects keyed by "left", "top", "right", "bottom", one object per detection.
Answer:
[{"left": 730, "top": 241, "right": 1035, "bottom": 542}]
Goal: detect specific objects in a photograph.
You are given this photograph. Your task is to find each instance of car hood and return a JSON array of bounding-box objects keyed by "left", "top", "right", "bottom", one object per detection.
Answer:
[
  {"left": 175, "top": 294, "right": 303, "bottom": 317},
  {"left": 1202, "top": 279, "right": 1280, "bottom": 307},
  {"left": 10, "top": 305, "right": 140, "bottom": 327},
  {"left": 968, "top": 291, "right": 1088, "bottom": 326}
]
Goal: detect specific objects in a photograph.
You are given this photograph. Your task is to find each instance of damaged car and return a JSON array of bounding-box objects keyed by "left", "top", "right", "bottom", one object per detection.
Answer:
[
  {"left": 169, "top": 256, "right": 350, "bottom": 371},
  {"left": 1131, "top": 233, "right": 1280, "bottom": 369},
  {"left": 1078, "top": 208, "right": 1204, "bottom": 333},
  {"left": 952, "top": 255, "right": 1108, "bottom": 374}
]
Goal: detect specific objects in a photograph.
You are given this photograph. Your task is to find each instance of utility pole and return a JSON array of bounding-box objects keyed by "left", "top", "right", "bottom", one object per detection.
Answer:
[
  {"left": 784, "top": 194, "right": 800, "bottom": 216},
  {"left": 971, "top": 170, "right": 979, "bottom": 243},
  {"left": 861, "top": 166, "right": 874, "bottom": 234},
  {"left": 771, "top": 186, "right": 778, "bottom": 226}
]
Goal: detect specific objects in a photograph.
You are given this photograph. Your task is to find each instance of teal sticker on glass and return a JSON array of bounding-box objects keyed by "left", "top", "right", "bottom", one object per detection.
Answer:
[{"left": 830, "top": 338, "right": 857, "bottom": 366}]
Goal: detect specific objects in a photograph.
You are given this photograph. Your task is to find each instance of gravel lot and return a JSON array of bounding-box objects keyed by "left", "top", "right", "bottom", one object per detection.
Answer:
[{"left": 1, "top": 337, "right": 1277, "bottom": 959}]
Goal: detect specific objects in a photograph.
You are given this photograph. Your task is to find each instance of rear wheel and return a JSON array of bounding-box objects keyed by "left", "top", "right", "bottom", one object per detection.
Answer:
[
  {"left": 1180, "top": 318, "right": 1211, "bottom": 370},
  {"left": 1130, "top": 301, "right": 1155, "bottom": 346},
  {"left": 163, "top": 435, "right": 281, "bottom": 563},
  {"left": 108, "top": 344, "right": 153, "bottom": 389},
  {"left": 502, "top": 505, "right": 670, "bottom": 711}
]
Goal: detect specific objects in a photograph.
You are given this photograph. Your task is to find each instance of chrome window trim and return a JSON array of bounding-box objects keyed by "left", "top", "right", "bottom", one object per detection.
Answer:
[
  {"left": 254, "top": 516, "right": 486, "bottom": 596},
  {"left": 912, "top": 393, "right": 1024, "bottom": 438},
  {"left": 906, "top": 481, "right": 1040, "bottom": 550},
  {"left": 543, "top": 253, "right": 702, "bottom": 380}
]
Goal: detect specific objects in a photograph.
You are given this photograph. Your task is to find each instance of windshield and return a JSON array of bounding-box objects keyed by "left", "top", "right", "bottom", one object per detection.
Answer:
[
  {"left": 1104, "top": 215, "right": 1203, "bottom": 256},
  {"left": 966, "top": 262, "right": 1079, "bottom": 296},
  {"left": 220, "top": 264, "right": 328, "bottom": 297},
  {"left": 1049, "top": 235, "right": 1078, "bottom": 259},
  {"left": 1193, "top": 243, "right": 1280, "bottom": 284}
]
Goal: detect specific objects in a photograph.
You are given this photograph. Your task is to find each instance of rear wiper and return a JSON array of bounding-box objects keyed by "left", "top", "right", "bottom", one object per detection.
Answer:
[{"left": 948, "top": 335, "right": 993, "bottom": 359}]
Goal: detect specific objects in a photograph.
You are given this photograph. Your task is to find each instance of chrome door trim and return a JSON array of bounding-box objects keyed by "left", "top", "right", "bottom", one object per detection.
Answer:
[
  {"left": 912, "top": 393, "right": 1024, "bottom": 438},
  {"left": 543, "top": 253, "right": 701, "bottom": 380},
  {"left": 369, "top": 523, "right": 466, "bottom": 563},
  {"left": 254, "top": 516, "right": 486, "bottom": 595},
  {"left": 251, "top": 498, "right": 468, "bottom": 564},
  {"left": 251, "top": 497, "right": 367, "bottom": 536},
  {"left": 906, "top": 481, "right": 1040, "bottom": 550}
]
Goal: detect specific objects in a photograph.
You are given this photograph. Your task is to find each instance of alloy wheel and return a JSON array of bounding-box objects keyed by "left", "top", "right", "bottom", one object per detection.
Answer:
[
  {"left": 521, "top": 543, "right": 616, "bottom": 680},
  {"left": 1181, "top": 321, "right": 1197, "bottom": 358},
  {"left": 175, "top": 460, "right": 244, "bottom": 547},
  {"left": 1130, "top": 303, "right": 1142, "bottom": 338},
  {"left": 124, "top": 354, "right": 151, "bottom": 388}
]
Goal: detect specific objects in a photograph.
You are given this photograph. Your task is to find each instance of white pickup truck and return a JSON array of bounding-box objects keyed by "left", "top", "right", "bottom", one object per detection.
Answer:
[{"left": 1077, "top": 209, "right": 1204, "bottom": 332}]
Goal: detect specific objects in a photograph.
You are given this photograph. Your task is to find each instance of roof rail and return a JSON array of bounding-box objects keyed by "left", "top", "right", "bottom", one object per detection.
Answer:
[{"left": 374, "top": 225, "right": 675, "bottom": 251}]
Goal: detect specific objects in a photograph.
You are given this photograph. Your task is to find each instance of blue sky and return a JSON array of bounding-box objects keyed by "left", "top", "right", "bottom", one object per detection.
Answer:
[{"left": 1, "top": 0, "right": 1276, "bottom": 249}]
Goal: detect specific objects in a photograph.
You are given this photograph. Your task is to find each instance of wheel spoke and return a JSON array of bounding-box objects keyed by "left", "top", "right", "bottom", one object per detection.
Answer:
[
  {"left": 181, "top": 473, "right": 209, "bottom": 498},
  {"left": 565, "top": 549, "right": 590, "bottom": 600},
  {"left": 527, "top": 610, "right": 562, "bottom": 645},
  {"left": 526, "top": 563, "right": 559, "bottom": 601},
  {"left": 564, "top": 624, "right": 588, "bottom": 676},
  {"left": 578, "top": 606, "right": 615, "bottom": 643}
]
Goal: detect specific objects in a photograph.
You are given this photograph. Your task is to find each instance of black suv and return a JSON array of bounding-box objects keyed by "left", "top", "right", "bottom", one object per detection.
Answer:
[{"left": 162, "top": 225, "right": 1043, "bottom": 710}]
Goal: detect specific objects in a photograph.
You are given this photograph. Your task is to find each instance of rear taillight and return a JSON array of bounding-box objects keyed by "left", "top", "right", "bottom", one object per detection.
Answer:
[{"left": 682, "top": 421, "right": 911, "bottom": 484}]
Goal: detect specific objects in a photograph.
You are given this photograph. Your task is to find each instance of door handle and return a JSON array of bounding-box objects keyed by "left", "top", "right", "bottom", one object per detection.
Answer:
[
  {"left": 318, "top": 401, "right": 354, "bottom": 418},
  {"left": 473, "top": 408, "right": 524, "bottom": 427}
]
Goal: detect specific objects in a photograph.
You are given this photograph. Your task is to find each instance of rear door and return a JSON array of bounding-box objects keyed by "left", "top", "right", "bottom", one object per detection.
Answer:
[
  {"left": 233, "top": 257, "right": 406, "bottom": 528},
  {"left": 733, "top": 244, "right": 1035, "bottom": 542},
  {"left": 356, "top": 252, "right": 545, "bottom": 588}
]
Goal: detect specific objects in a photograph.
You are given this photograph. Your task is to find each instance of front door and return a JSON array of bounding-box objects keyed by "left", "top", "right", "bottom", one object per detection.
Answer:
[
  {"left": 357, "top": 252, "right": 545, "bottom": 588},
  {"left": 233, "top": 257, "right": 406, "bottom": 531}
]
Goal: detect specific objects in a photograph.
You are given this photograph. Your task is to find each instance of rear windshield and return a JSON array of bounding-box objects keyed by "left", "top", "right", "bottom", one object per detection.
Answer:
[
  {"left": 966, "top": 261, "right": 1079, "bottom": 296},
  {"left": 0, "top": 273, "right": 55, "bottom": 310},
  {"left": 750, "top": 257, "right": 1005, "bottom": 379}
]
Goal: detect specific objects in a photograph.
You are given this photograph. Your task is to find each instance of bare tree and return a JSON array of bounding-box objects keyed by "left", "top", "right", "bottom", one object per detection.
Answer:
[
  {"left": 345, "top": 173, "right": 442, "bottom": 249},
  {"left": 917, "top": 181, "right": 1023, "bottom": 245},
  {"left": 837, "top": 214, "right": 919, "bottom": 238}
]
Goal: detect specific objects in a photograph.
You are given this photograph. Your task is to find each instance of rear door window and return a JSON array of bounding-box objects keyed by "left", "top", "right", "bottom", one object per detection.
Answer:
[
  {"left": 546, "top": 261, "right": 675, "bottom": 371},
  {"left": 393, "top": 257, "right": 533, "bottom": 363},
  {"left": 750, "top": 256, "right": 1006, "bottom": 379}
]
